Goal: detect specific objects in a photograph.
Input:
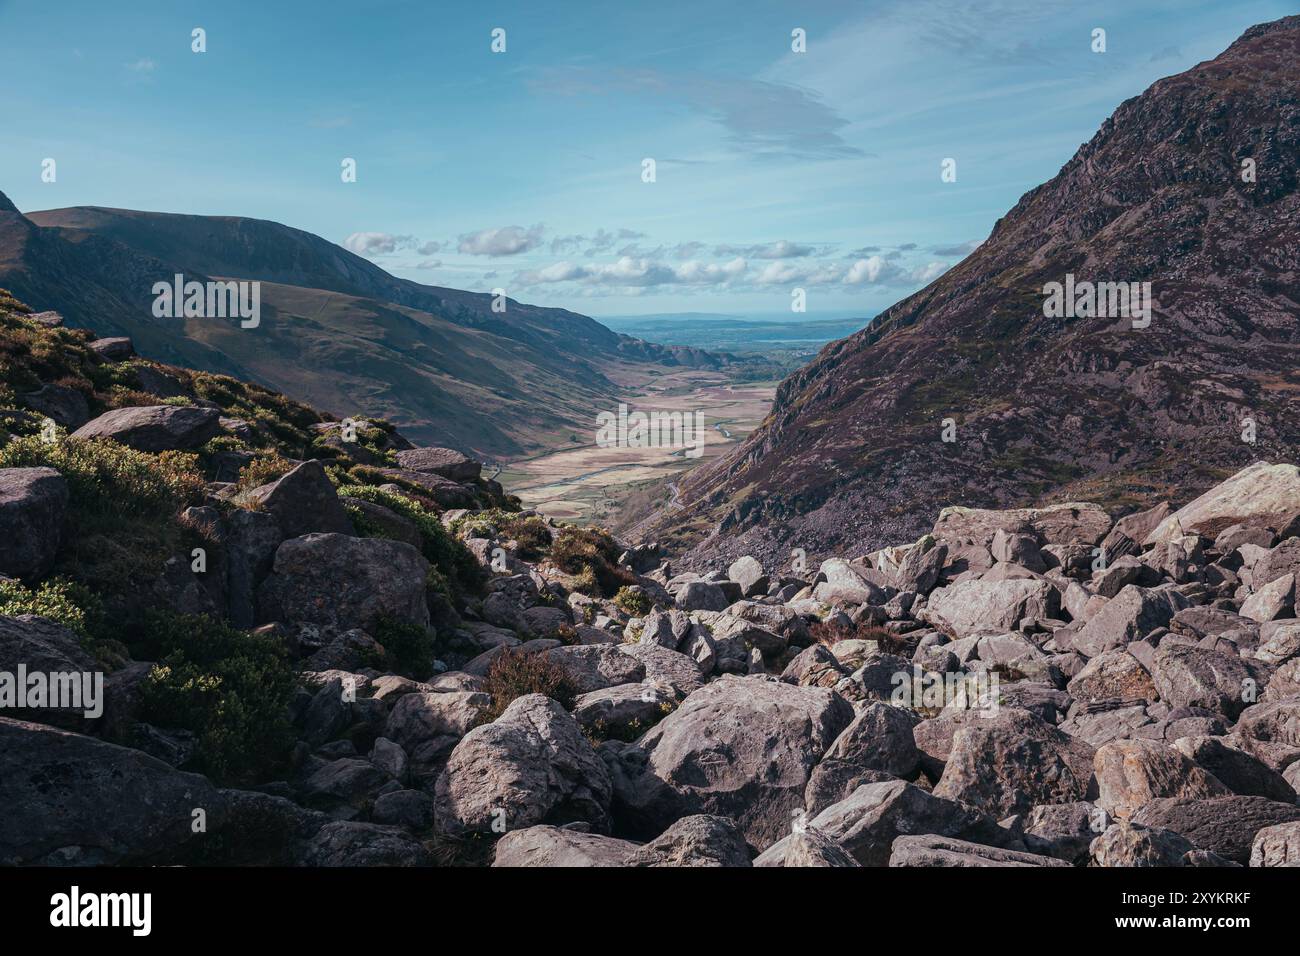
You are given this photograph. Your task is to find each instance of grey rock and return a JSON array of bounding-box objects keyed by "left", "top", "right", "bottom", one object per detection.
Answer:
[
  {"left": 297, "top": 821, "right": 431, "bottom": 866},
  {"left": 626, "top": 814, "right": 752, "bottom": 867},
  {"left": 889, "top": 834, "right": 1069, "bottom": 867},
  {"left": 1132, "top": 795, "right": 1300, "bottom": 865},
  {"left": 395, "top": 447, "right": 481, "bottom": 482},
  {"left": 0, "top": 467, "right": 68, "bottom": 580},
  {"left": 258, "top": 533, "right": 430, "bottom": 632},
  {"left": 1093, "top": 738, "right": 1230, "bottom": 819},
  {"left": 491, "top": 825, "right": 637, "bottom": 867},
  {"left": 245, "top": 460, "right": 354, "bottom": 539},
  {"left": 434, "top": 694, "right": 612, "bottom": 836},
  {"left": 0, "top": 717, "right": 226, "bottom": 865},
  {"left": 71, "top": 404, "right": 220, "bottom": 452}
]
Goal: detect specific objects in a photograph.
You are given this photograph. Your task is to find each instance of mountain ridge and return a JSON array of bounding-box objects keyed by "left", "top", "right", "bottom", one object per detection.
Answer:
[{"left": 643, "top": 15, "right": 1300, "bottom": 568}]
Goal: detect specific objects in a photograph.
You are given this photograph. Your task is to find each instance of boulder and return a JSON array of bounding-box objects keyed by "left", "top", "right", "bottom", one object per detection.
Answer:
[
  {"left": 0, "top": 717, "right": 225, "bottom": 865},
  {"left": 543, "top": 644, "right": 645, "bottom": 694},
  {"left": 297, "top": 821, "right": 431, "bottom": 866},
  {"left": 0, "top": 467, "right": 68, "bottom": 580},
  {"left": 814, "top": 559, "right": 886, "bottom": 606},
  {"left": 1093, "top": 738, "right": 1230, "bottom": 819},
  {"left": 491, "top": 826, "right": 637, "bottom": 867},
  {"left": 1234, "top": 699, "right": 1300, "bottom": 768},
  {"left": 804, "top": 702, "right": 921, "bottom": 816},
  {"left": 1090, "top": 821, "right": 1212, "bottom": 867},
  {"left": 1146, "top": 462, "right": 1300, "bottom": 544},
  {"left": 753, "top": 827, "right": 860, "bottom": 867},
  {"left": 20, "top": 383, "right": 90, "bottom": 429},
  {"left": 990, "top": 529, "right": 1047, "bottom": 572},
  {"left": 625, "top": 815, "right": 752, "bottom": 867},
  {"left": 1071, "top": 585, "right": 1190, "bottom": 657},
  {"left": 1150, "top": 642, "right": 1269, "bottom": 719},
  {"left": 372, "top": 789, "right": 435, "bottom": 829},
  {"left": 926, "top": 579, "right": 1060, "bottom": 637},
  {"left": 933, "top": 709, "right": 1096, "bottom": 816},
  {"left": 1250, "top": 821, "right": 1300, "bottom": 867},
  {"left": 617, "top": 642, "right": 707, "bottom": 699},
  {"left": 1173, "top": 736, "right": 1296, "bottom": 802},
  {"left": 1253, "top": 538, "right": 1300, "bottom": 589},
  {"left": 1240, "top": 573, "right": 1295, "bottom": 623},
  {"left": 71, "top": 404, "right": 220, "bottom": 452},
  {"left": 608, "top": 676, "right": 853, "bottom": 850},
  {"left": 572, "top": 683, "right": 675, "bottom": 739},
  {"left": 258, "top": 533, "right": 430, "bottom": 632},
  {"left": 395, "top": 447, "right": 482, "bottom": 482},
  {"left": 727, "top": 556, "right": 769, "bottom": 598},
  {"left": 340, "top": 497, "right": 422, "bottom": 549},
  {"left": 675, "top": 580, "right": 729, "bottom": 611},
  {"left": 1023, "top": 802, "right": 1108, "bottom": 864},
  {"left": 223, "top": 509, "right": 282, "bottom": 629},
  {"left": 434, "top": 695, "right": 612, "bottom": 836},
  {"left": 245, "top": 460, "right": 354, "bottom": 539},
  {"left": 87, "top": 336, "right": 133, "bottom": 361},
  {"left": 1132, "top": 795, "right": 1300, "bottom": 865},
  {"left": 804, "top": 781, "right": 999, "bottom": 867},
  {"left": 889, "top": 834, "right": 1069, "bottom": 867},
  {"left": 1066, "top": 648, "right": 1157, "bottom": 703}
]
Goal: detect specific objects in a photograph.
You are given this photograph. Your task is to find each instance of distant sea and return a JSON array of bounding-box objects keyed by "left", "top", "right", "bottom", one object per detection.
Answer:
[{"left": 598, "top": 312, "right": 872, "bottom": 356}]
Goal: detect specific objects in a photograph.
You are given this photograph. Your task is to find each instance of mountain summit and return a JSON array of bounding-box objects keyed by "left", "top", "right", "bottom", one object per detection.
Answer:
[{"left": 646, "top": 16, "right": 1300, "bottom": 566}]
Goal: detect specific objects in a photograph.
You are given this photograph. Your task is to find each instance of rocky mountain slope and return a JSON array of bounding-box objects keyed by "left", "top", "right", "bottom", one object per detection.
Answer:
[
  {"left": 0, "top": 194, "right": 749, "bottom": 459},
  {"left": 644, "top": 16, "right": 1300, "bottom": 568},
  {"left": 3, "top": 289, "right": 1300, "bottom": 868}
]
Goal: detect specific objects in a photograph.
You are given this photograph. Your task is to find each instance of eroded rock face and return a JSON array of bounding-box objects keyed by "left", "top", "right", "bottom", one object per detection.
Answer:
[
  {"left": 434, "top": 695, "right": 612, "bottom": 837},
  {"left": 606, "top": 676, "right": 853, "bottom": 850},
  {"left": 71, "top": 404, "right": 220, "bottom": 452},
  {"left": 0, "top": 467, "right": 68, "bottom": 580}
]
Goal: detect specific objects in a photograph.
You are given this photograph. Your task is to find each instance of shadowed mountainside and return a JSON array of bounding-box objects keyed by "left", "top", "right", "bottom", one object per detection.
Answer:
[{"left": 643, "top": 16, "right": 1300, "bottom": 569}]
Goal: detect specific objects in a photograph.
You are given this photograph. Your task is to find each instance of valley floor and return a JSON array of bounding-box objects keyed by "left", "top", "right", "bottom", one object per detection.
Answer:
[{"left": 500, "top": 364, "right": 775, "bottom": 527}]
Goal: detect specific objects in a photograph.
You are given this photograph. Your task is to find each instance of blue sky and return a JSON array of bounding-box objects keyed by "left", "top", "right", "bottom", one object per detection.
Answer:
[{"left": 2, "top": 0, "right": 1292, "bottom": 317}]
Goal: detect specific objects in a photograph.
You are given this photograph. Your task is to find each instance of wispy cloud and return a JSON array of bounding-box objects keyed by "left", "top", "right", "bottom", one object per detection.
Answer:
[{"left": 533, "top": 66, "right": 863, "bottom": 161}]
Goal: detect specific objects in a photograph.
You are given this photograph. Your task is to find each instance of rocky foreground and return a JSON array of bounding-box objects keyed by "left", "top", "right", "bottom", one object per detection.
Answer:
[{"left": 4, "top": 303, "right": 1300, "bottom": 866}]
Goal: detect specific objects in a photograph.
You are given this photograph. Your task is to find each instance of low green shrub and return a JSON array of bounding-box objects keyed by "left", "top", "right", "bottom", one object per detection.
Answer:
[{"left": 138, "top": 612, "right": 298, "bottom": 784}]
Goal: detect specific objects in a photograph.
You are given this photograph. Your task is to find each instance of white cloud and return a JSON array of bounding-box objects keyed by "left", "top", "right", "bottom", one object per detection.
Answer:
[{"left": 457, "top": 224, "right": 545, "bottom": 256}]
